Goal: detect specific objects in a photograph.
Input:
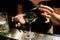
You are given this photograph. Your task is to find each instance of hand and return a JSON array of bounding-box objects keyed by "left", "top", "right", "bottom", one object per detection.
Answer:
[
  {"left": 41, "top": 12, "right": 51, "bottom": 23},
  {"left": 12, "top": 14, "right": 25, "bottom": 27},
  {"left": 39, "top": 4, "right": 54, "bottom": 23}
]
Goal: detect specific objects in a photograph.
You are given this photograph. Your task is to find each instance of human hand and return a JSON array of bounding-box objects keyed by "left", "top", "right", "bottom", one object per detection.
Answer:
[
  {"left": 39, "top": 4, "right": 54, "bottom": 23},
  {"left": 12, "top": 14, "right": 25, "bottom": 27}
]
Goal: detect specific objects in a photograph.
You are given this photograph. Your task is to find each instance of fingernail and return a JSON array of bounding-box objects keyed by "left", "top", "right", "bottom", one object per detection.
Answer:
[
  {"left": 15, "top": 24, "right": 17, "bottom": 27},
  {"left": 40, "top": 4, "right": 44, "bottom": 6},
  {"left": 41, "top": 13, "right": 43, "bottom": 15},
  {"left": 45, "top": 18, "right": 50, "bottom": 23},
  {"left": 18, "top": 23, "right": 21, "bottom": 27}
]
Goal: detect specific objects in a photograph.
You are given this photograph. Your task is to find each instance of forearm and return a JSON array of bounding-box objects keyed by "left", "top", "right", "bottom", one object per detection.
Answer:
[{"left": 17, "top": 4, "right": 23, "bottom": 15}]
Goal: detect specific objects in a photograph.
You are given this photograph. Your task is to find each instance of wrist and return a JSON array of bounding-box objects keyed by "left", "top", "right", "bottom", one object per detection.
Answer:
[{"left": 50, "top": 11, "right": 55, "bottom": 16}]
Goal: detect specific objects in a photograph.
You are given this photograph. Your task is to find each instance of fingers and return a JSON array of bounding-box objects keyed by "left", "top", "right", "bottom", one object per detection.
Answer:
[
  {"left": 39, "top": 8, "right": 51, "bottom": 14},
  {"left": 39, "top": 4, "right": 54, "bottom": 15},
  {"left": 40, "top": 4, "right": 54, "bottom": 12},
  {"left": 39, "top": 4, "right": 53, "bottom": 23},
  {"left": 12, "top": 14, "right": 25, "bottom": 27},
  {"left": 41, "top": 12, "right": 51, "bottom": 18},
  {"left": 19, "top": 16, "right": 25, "bottom": 24},
  {"left": 12, "top": 17, "right": 15, "bottom": 22},
  {"left": 15, "top": 23, "right": 21, "bottom": 27},
  {"left": 41, "top": 12, "right": 50, "bottom": 23},
  {"left": 45, "top": 17, "right": 50, "bottom": 23},
  {"left": 15, "top": 14, "right": 25, "bottom": 24}
]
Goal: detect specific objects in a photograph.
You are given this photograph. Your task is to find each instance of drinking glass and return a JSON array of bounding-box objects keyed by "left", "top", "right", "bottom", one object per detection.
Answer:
[
  {"left": 24, "top": 12, "right": 37, "bottom": 40},
  {"left": 0, "top": 12, "right": 9, "bottom": 35}
]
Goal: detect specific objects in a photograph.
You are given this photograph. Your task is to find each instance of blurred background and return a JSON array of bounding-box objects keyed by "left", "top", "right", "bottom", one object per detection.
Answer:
[{"left": 0, "top": 0, "right": 60, "bottom": 40}]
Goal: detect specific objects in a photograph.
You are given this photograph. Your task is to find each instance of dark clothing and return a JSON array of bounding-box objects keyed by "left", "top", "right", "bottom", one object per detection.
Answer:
[{"left": 53, "top": 26, "right": 60, "bottom": 34}]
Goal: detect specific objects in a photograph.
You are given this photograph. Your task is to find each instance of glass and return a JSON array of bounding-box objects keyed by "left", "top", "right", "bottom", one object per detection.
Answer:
[
  {"left": 24, "top": 12, "right": 38, "bottom": 40},
  {"left": 0, "top": 12, "right": 9, "bottom": 36}
]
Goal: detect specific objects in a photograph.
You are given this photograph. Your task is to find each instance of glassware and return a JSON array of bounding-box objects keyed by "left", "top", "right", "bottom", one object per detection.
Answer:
[
  {"left": 24, "top": 12, "right": 37, "bottom": 40},
  {"left": 0, "top": 12, "right": 9, "bottom": 35}
]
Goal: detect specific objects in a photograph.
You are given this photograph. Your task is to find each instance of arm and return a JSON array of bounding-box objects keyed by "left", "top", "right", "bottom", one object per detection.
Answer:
[
  {"left": 51, "top": 12, "right": 60, "bottom": 26},
  {"left": 17, "top": 4, "right": 23, "bottom": 14}
]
